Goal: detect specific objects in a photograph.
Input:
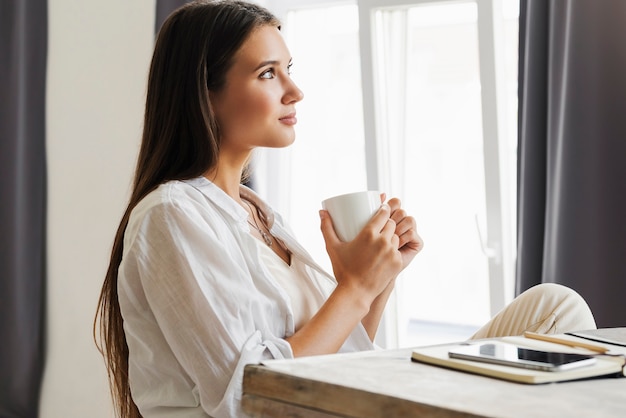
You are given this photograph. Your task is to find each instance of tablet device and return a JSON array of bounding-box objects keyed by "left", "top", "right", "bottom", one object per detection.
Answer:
[{"left": 448, "top": 342, "right": 596, "bottom": 372}]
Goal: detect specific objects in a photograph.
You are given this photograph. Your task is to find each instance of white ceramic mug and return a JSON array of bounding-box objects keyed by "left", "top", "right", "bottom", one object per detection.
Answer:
[{"left": 322, "top": 191, "right": 381, "bottom": 242}]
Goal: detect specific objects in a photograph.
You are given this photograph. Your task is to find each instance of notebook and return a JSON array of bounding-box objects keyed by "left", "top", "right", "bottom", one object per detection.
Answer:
[
  {"left": 411, "top": 336, "right": 626, "bottom": 384},
  {"left": 566, "top": 328, "right": 626, "bottom": 348}
]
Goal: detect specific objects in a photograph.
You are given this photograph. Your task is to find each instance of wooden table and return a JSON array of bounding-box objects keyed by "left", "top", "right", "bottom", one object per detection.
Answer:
[{"left": 242, "top": 347, "right": 626, "bottom": 417}]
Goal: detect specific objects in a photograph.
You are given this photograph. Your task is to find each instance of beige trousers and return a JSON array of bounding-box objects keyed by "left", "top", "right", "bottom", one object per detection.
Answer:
[{"left": 471, "top": 283, "right": 597, "bottom": 340}]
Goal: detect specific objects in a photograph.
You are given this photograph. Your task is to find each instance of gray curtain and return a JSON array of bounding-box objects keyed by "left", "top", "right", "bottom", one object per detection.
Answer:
[
  {"left": 156, "top": 0, "right": 190, "bottom": 33},
  {"left": 0, "top": 0, "right": 48, "bottom": 417},
  {"left": 517, "top": 0, "right": 626, "bottom": 327}
]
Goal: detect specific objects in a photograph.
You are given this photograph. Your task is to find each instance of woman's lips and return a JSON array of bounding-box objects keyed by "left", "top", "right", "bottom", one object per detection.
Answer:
[{"left": 279, "top": 113, "right": 297, "bottom": 125}]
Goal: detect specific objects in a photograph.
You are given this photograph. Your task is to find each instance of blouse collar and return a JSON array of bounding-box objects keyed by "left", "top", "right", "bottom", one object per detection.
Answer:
[{"left": 182, "top": 176, "right": 275, "bottom": 228}]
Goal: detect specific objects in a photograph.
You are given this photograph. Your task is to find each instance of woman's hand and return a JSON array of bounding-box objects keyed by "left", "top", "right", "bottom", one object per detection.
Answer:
[
  {"left": 323, "top": 195, "right": 423, "bottom": 341},
  {"left": 287, "top": 197, "right": 422, "bottom": 355},
  {"left": 386, "top": 197, "right": 423, "bottom": 271},
  {"left": 319, "top": 203, "right": 404, "bottom": 305}
]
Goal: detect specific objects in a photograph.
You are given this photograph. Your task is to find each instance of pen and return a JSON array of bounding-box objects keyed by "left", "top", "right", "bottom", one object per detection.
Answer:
[{"left": 523, "top": 331, "right": 609, "bottom": 354}]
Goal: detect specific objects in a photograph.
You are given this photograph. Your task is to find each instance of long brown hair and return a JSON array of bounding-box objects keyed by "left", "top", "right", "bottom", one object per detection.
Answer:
[{"left": 94, "top": 1, "right": 279, "bottom": 416}]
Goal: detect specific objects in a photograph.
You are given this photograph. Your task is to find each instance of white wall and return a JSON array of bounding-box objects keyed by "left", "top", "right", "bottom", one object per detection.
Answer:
[{"left": 41, "top": 1, "right": 155, "bottom": 416}]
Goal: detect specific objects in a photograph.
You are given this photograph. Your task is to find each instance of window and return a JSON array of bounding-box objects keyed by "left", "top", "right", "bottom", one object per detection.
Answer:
[{"left": 259, "top": 0, "right": 520, "bottom": 348}]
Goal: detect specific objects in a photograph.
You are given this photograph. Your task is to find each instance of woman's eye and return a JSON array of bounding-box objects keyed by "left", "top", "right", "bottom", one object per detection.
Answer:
[
  {"left": 260, "top": 69, "right": 275, "bottom": 79},
  {"left": 287, "top": 63, "right": 293, "bottom": 76}
]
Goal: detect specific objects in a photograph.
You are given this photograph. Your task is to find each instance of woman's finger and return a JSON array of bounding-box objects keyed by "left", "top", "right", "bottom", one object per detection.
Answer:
[
  {"left": 381, "top": 217, "right": 396, "bottom": 237},
  {"left": 364, "top": 203, "right": 392, "bottom": 234}
]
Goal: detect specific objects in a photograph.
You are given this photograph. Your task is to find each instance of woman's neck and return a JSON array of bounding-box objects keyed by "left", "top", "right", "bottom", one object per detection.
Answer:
[{"left": 203, "top": 157, "right": 247, "bottom": 202}]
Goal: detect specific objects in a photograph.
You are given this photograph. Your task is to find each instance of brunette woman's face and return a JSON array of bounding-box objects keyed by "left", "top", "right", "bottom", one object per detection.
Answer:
[{"left": 210, "top": 25, "right": 304, "bottom": 153}]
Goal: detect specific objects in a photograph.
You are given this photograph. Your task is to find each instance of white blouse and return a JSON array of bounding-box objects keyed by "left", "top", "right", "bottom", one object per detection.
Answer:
[
  {"left": 117, "top": 177, "right": 374, "bottom": 418},
  {"left": 254, "top": 239, "right": 321, "bottom": 330}
]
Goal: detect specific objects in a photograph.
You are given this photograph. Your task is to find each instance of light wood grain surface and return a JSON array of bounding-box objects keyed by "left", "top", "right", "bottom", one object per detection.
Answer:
[{"left": 242, "top": 347, "right": 626, "bottom": 417}]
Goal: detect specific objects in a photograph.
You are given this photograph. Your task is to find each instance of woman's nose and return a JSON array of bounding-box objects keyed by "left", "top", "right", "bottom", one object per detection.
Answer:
[{"left": 283, "top": 78, "right": 304, "bottom": 104}]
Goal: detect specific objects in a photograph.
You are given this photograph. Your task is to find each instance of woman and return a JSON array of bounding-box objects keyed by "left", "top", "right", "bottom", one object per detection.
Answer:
[{"left": 95, "top": 1, "right": 595, "bottom": 417}]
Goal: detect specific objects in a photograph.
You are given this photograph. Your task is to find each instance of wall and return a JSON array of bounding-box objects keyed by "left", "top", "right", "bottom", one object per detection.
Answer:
[{"left": 40, "top": 1, "right": 155, "bottom": 416}]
